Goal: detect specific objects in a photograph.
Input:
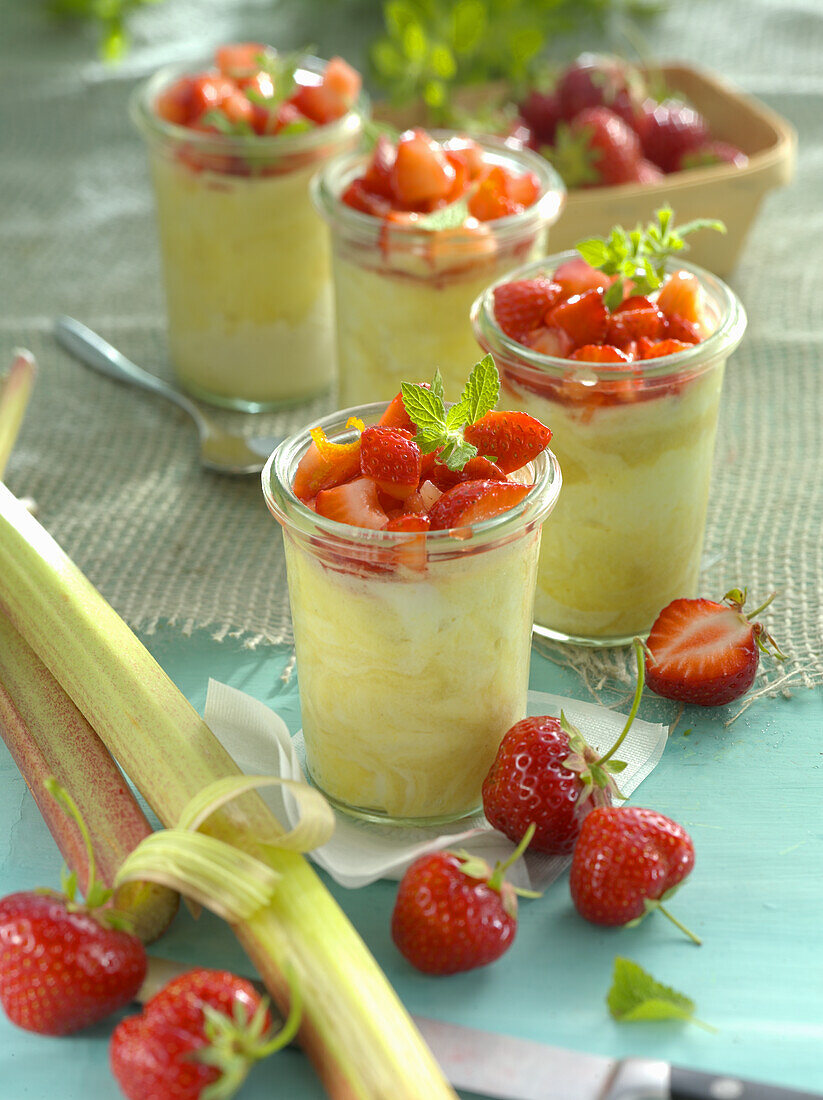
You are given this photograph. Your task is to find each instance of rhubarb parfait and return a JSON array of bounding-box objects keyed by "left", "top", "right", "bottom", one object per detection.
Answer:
[
  {"left": 471, "top": 209, "right": 746, "bottom": 646},
  {"left": 131, "top": 43, "right": 365, "bottom": 411},
  {"left": 310, "top": 128, "right": 564, "bottom": 406},
  {"left": 262, "top": 356, "right": 561, "bottom": 824}
]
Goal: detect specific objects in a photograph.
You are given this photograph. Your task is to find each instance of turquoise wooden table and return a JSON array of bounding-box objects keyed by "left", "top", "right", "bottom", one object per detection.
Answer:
[{"left": 1, "top": 627, "right": 821, "bottom": 1098}]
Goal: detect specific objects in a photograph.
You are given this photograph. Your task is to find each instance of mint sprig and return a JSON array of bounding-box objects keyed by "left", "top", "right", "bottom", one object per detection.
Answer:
[
  {"left": 607, "top": 957, "right": 713, "bottom": 1030},
  {"left": 576, "top": 206, "right": 726, "bottom": 311},
  {"left": 400, "top": 354, "right": 500, "bottom": 471}
]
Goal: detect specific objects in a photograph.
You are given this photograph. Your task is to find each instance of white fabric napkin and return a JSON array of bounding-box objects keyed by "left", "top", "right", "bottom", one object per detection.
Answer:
[{"left": 204, "top": 680, "right": 667, "bottom": 892}]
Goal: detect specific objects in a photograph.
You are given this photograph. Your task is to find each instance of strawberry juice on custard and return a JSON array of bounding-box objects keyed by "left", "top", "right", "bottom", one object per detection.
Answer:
[
  {"left": 472, "top": 224, "right": 746, "bottom": 646},
  {"left": 262, "top": 358, "right": 561, "bottom": 824},
  {"left": 311, "top": 130, "right": 564, "bottom": 406},
  {"left": 132, "top": 44, "right": 365, "bottom": 411}
]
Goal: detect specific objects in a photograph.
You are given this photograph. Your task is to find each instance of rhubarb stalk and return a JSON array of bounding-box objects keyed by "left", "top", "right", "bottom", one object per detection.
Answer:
[
  {"left": 0, "top": 482, "right": 456, "bottom": 1100},
  {"left": 0, "top": 612, "right": 179, "bottom": 943},
  {"left": 0, "top": 349, "right": 36, "bottom": 478}
]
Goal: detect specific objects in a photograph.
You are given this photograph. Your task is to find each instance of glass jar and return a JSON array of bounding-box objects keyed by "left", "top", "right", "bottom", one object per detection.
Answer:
[
  {"left": 311, "top": 135, "right": 565, "bottom": 406},
  {"left": 131, "top": 57, "right": 366, "bottom": 412},
  {"left": 472, "top": 253, "right": 747, "bottom": 647},
  {"left": 262, "top": 401, "right": 562, "bottom": 825}
]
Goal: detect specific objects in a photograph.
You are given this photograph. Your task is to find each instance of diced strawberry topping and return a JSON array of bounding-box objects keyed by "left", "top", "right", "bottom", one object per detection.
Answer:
[
  {"left": 493, "top": 278, "right": 563, "bottom": 341},
  {"left": 430, "top": 456, "right": 507, "bottom": 491},
  {"left": 664, "top": 313, "right": 701, "bottom": 344},
  {"left": 551, "top": 257, "right": 611, "bottom": 297},
  {"left": 216, "top": 43, "right": 268, "bottom": 79},
  {"left": 463, "top": 410, "right": 552, "bottom": 474},
  {"left": 292, "top": 424, "right": 362, "bottom": 501},
  {"left": 386, "top": 513, "right": 431, "bottom": 570},
  {"left": 546, "top": 289, "right": 609, "bottom": 348},
  {"left": 427, "top": 480, "right": 531, "bottom": 530},
  {"left": 523, "top": 326, "right": 575, "bottom": 358},
  {"left": 391, "top": 130, "right": 456, "bottom": 206},
  {"left": 656, "top": 270, "right": 702, "bottom": 323},
  {"left": 606, "top": 298, "right": 665, "bottom": 345},
  {"left": 641, "top": 339, "right": 693, "bottom": 359},
  {"left": 569, "top": 344, "right": 631, "bottom": 362},
  {"left": 315, "top": 477, "right": 389, "bottom": 529},
  {"left": 360, "top": 426, "right": 422, "bottom": 501}
]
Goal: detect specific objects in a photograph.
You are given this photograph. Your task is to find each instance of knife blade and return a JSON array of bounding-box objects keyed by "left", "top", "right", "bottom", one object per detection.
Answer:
[{"left": 139, "top": 960, "right": 821, "bottom": 1100}]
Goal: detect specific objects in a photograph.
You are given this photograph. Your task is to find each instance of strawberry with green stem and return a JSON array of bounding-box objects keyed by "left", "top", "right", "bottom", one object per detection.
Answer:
[
  {"left": 0, "top": 778, "right": 147, "bottom": 1035},
  {"left": 482, "top": 640, "right": 646, "bottom": 855},
  {"left": 391, "top": 825, "right": 540, "bottom": 975},
  {"left": 111, "top": 966, "right": 302, "bottom": 1100}
]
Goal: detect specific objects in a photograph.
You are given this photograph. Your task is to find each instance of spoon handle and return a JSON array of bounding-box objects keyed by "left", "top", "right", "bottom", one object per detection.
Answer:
[{"left": 54, "top": 316, "right": 203, "bottom": 427}]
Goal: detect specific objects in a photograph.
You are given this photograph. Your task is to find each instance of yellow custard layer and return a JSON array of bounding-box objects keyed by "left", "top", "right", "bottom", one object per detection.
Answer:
[
  {"left": 284, "top": 529, "right": 541, "bottom": 822},
  {"left": 151, "top": 156, "right": 334, "bottom": 407},
  {"left": 506, "top": 365, "right": 725, "bottom": 641}
]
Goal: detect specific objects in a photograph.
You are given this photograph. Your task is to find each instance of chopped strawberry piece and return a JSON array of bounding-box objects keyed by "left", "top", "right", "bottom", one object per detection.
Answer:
[
  {"left": 378, "top": 388, "right": 423, "bottom": 430},
  {"left": 391, "top": 130, "right": 456, "bottom": 206},
  {"left": 216, "top": 42, "right": 268, "bottom": 79},
  {"left": 341, "top": 179, "right": 392, "bottom": 217},
  {"left": 546, "top": 289, "right": 609, "bottom": 348},
  {"left": 363, "top": 135, "right": 397, "bottom": 199},
  {"left": 463, "top": 410, "right": 552, "bottom": 474},
  {"left": 189, "top": 75, "right": 235, "bottom": 120},
  {"left": 523, "top": 326, "right": 574, "bottom": 358},
  {"left": 606, "top": 300, "right": 664, "bottom": 345},
  {"left": 221, "top": 90, "right": 255, "bottom": 128},
  {"left": 505, "top": 170, "right": 540, "bottom": 207},
  {"left": 360, "top": 426, "right": 422, "bottom": 501},
  {"left": 493, "top": 278, "right": 563, "bottom": 341},
  {"left": 155, "top": 77, "right": 197, "bottom": 125},
  {"left": 641, "top": 339, "right": 693, "bottom": 359},
  {"left": 322, "top": 56, "right": 362, "bottom": 102},
  {"left": 569, "top": 344, "right": 631, "bottom": 362},
  {"left": 428, "top": 479, "right": 530, "bottom": 530},
  {"left": 430, "top": 456, "right": 507, "bottom": 492},
  {"left": 551, "top": 257, "right": 611, "bottom": 298},
  {"left": 386, "top": 513, "right": 430, "bottom": 570},
  {"left": 656, "top": 270, "right": 702, "bottom": 323},
  {"left": 292, "top": 426, "right": 362, "bottom": 501},
  {"left": 315, "top": 476, "right": 389, "bottom": 529},
  {"left": 664, "top": 313, "right": 701, "bottom": 344},
  {"left": 468, "top": 165, "right": 521, "bottom": 221},
  {"left": 443, "top": 136, "right": 485, "bottom": 177}
]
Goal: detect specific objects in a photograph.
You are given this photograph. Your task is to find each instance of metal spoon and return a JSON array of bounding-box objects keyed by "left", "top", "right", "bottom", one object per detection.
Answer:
[{"left": 54, "top": 316, "right": 283, "bottom": 475}]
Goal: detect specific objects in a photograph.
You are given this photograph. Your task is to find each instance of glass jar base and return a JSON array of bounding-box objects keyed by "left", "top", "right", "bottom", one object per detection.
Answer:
[
  {"left": 532, "top": 620, "right": 650, "bottom": 650},
  {"left": 176, "top": 375, "right": 332, "bottom": 413},
  {"left": 310, "top": 773, "right": 481, "bottom": 829}
]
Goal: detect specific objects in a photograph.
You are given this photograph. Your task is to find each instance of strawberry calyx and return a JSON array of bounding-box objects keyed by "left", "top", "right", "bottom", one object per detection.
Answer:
[
  {"left": 41, "top": 777, "right": 136, "bottom": 932},
  {"left": 561, "top": 637, "right": 646, "bottom": 807},
  {"left": 194, "top": 973, "right": 302, "bottom": 1100},
  {"left": 627, "top": 887, "right": 702, "bottom": 946},
  {"left": 452, "top": 823, "right": 540, "bottom": 920},
  {"left": 723, "top": 587, "right": 786, "bottom": 661}
]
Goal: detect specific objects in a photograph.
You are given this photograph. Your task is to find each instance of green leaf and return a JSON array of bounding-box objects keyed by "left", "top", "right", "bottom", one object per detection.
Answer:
[
  {"left": 458, "top": 354, "right": 499, "bottom": 424},
  {"left": 576, "top": 239, "right": 611, "bottom": 268},
  {"left": 417, "top": 197, "right": 470, "bottom": 231},
  {"left": 607, "top": 957, "right": 702, "bottom": 1026},
  {"left": 400, "top": 381, "right": 446, "bottom": 434}
]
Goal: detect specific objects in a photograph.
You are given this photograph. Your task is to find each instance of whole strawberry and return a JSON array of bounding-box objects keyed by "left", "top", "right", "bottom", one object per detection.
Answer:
[
  {"left": 111, "top": 967, "right": 298, "bottom": 1100},
  {"left": 391, "top": 829, "right": 536, "bottom": 975},
  {"left": 569, "top": 806, "right": 700, "bottom": 943},
  {"left": 482, "top": 641, "right": 644, "bottom": 855},
  {"left": 555, "top": 53, "right": 645, "bottom": 125},
  {"left": 549, "top": 107, "right": 642, "bottom": 188},
  {"left": 644, "top": 588, "right": 784, "bottom": 706},
  {"left": 639, "top": 98, "right": 709, "bottom": 173},
  {"left": 0, "top": 778, "right": 147, "bottom": 1036}
]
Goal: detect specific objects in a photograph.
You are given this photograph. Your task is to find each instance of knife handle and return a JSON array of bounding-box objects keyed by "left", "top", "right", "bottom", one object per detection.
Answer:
[{"left": 670, "top": 1065, "right": 822, "bottom": 1100}]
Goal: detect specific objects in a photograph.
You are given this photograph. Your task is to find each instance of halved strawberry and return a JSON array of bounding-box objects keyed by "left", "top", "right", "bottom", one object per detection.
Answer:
[
  {"left": 468, "top": 165, "right": 521, "bottom": 221},
  {"left": 391, "top": 130, "right": 456, "bottom": 206},
  {"left": 644, "top": 589, "right": 784, "bottom": 706},
  {"left": 546, "top": 289, "right": 609, "bottom": 348},
  {"left": 462, "top": 410, "right": 552, "bottom": 474},
  {"left": 656, "top": 270, "right": 702, "bottom": 323},
  {"left": 523, "top": 326, "right": 574, "bottom": 358},
  {"left": 493, "top": 278, "right": 563, "bottom": 341},
  {"left": 378, "top": 388, "right": 421, "bottom": 430},
  {"left": 216, "top": 42, "right": 268, "bottom": 79},
  {"left": 189, "top": 75, "right": 235, "bottom": 120},
  {"left": 315, "top": 477, "right": 389, "bottom": 529},
  {"left": 664, "top": 314, "right": 701, "bottom": 344},
  {"left": 641, "top": 338, "right": 693, "bottom": 359},
  {"left": 359, "top": 426, "right": 421, "bottom": 501},
  {"left": 569, "top": 344, "right": 631, "bottom": 363},
  {"left": 427, "top": 480, "right": 530, "bottom": 531},
  {"left": 291, "top": 57, "right": 361, "bottom": 125},
  {"left": 551, "top": 258, "right": 611, "bottom": 298},
  {"left": 293, "top": 423, "right": 362, "bottom": 501},
  {"left": 429, "top": 455, "right": 507, "bottom": 492},
  {"left": 606, "top": 297, "right": 664, "bottom": 345}
]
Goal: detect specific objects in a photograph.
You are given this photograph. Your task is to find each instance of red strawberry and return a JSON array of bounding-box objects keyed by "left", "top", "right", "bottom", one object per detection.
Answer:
[
  {"left": 546, "top": 289, "right": 609, "bottom": 348},
  {"left": 390, "top": 830, "right": 534, "bottom": 975},
  {"left": 632, "top": 157, "right": 665, "bottom": 184},
  {"left": 556, "top": 53, "right": 644, "bottom": 123},
  {"left": 386, "top": 513, "right": 430, "bottom": 570},
  {"left": 391, "top": 129, "right": 456, "bottom": 206},
  {"left": 551, "top": 257, "right": 611, "bottom": 297},
  {"left": 427, "top": 479, "right": 530, "bottom": 530},
  {"left": 639, "top": 99, "right": 709, "bottom": 173},
  {"left": 664, "top": 314, "right": 702, "bottom": 344},
  {"left": 215, "top": 42, "right": 268, "bottom": 79},
  {"left": 359, "top": 426, "right": 422, "bottom": 501},
  {"left": 641, "top": 338, "right": 693, "bottom": 359},
  {"left": 607, "top": 297, "right": 665, "bottom": 345},
  {"left": 110, "top": 967, "right": 293, "bottom": 1100},
  {"left": 292, "top": 424, "right": 362, "bottom": 502},
  {"left": 315, "top": 476, "right": 389, "bottom": 529},
  {"left": 569, "top": 343, "right": 631, "bottom": 363},
  {"left": 569, "top": 806, "right": 699, "bottom": 941},
  {"left": 462, "top": 410, "right": 553, "bottom": 474},
  {"left": 493, "top": 278, "right": 563, "bottom": 341},
  {"left": 467, "top": 165, "right": 522, "bottom": 220},
  {"left": 644, "top": 588, "right": 784, "bottom": 706},
  {"left": 656, "top": 270, "right": 703, "bottom": 324},
  {"left": 0, "top": 891, "right": 146, "bottom": 1036},
  {"left": 550, "top": 107, "right": 642, "bottom": 188},
  {"left": 429, "top": 455, "right": 506, "bottom": 492},
  {"left": 523, "top": 325, "right": 574, "bottom": 358},
  {"left": 518, "top": 88, "right": 561, "bottom": 145},
  {"left": 678, "top": 140, "right": 748, "bottom": 171}
]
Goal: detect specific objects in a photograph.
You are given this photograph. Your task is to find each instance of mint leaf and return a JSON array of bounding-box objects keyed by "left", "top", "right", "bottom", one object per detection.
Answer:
[
  {"left": 576, "top": 239, "right": 611, "bottom": 268},
  {"left": 459, "top": 353, "right": 499, "bottom": 424},
  {"left": 607, "top": 957, "right": 705, "bottom": 1027},
  {"left": 417, "top": 197, "right": 470, "bottom": 231},
  {"left": 400, "top": 380, "right": 446, "bottom": 434}
]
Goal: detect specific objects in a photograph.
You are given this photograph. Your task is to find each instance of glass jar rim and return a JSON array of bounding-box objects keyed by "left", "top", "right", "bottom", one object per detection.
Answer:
[
  {"left": 262, "top": 399, "right": 562, "bottom": 552},
  {"left": 130, "top": 54, "right": 367, "bottom": 158},
  {"left": 310, "top": 131, "right": 566, "bottom": 245},
  {"left": 471, "top": 251, "right": 747, "bottom": 380}
]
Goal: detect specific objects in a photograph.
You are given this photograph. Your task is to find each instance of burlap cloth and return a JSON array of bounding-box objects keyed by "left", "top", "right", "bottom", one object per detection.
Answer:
[{"left": 2, "top": 0, "right": 821, "bottom": 699}]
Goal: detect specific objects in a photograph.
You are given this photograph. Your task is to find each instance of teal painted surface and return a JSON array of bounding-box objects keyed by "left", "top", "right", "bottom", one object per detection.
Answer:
[{"left": 1, "top": 625, "right": 821, "bottom": 1098}]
